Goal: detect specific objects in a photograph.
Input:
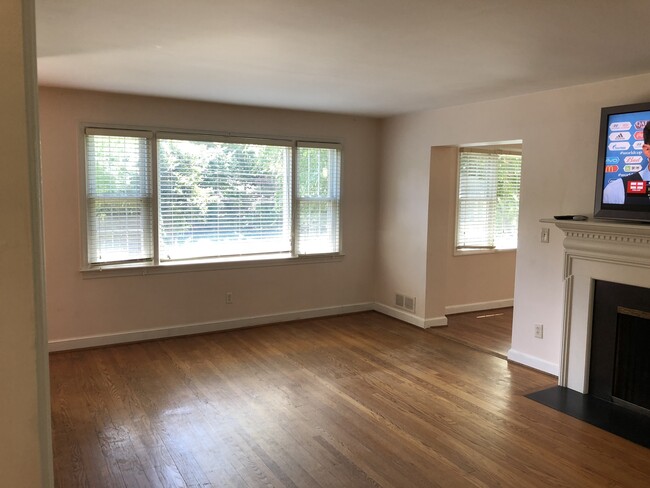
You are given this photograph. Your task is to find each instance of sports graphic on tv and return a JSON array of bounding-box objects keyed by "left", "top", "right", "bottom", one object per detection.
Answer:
[{"left": 603, "top": 111, "right": 650, "bottom": 188}]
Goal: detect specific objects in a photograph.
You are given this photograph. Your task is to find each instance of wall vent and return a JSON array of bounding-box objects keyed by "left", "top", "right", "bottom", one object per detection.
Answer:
[{"left": 395, "top": 293, "right": 416, "bottom": 313}]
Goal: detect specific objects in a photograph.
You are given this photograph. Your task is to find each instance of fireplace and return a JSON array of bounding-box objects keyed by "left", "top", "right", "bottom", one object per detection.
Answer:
[
  {"left": 544, "top": 218, "right": 650, "bottom": 393},
  {"left": 527, "top": 219, "right": 650, "bottom": 446}
]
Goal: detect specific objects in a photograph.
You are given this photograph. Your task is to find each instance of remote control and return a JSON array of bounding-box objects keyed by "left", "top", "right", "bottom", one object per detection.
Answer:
[{"left": 553, "top": 215, "right": 588, "bottom": 221}]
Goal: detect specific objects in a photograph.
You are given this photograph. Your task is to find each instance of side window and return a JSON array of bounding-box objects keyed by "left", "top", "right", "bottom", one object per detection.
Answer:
[
  {"left": 85, "top": 129, "right": 153, "bottom": 265},
  {"left": 296, "top": 143, "right": 341, "bottom": 254}
]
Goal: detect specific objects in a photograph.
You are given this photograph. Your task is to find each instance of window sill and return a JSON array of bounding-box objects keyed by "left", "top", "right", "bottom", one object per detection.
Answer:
[
  {"left": 453, "top": 248, "right": 517, "bottom": 257},
  {"left": 81, "top": 252, "right": 344, "bottom": 279}
]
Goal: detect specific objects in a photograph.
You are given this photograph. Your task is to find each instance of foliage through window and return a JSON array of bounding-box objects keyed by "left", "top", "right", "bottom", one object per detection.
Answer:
[
  {"left": 84, "top": 128, "right": 341, "bottom": 267},
  {"left": 455, "top": 148, "right": 522, "bottom": 251}
]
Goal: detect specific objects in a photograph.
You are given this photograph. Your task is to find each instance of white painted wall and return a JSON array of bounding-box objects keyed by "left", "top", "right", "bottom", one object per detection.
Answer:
[
  {"left": 39, "top": 88, "right": 379, "bottom": 346},
  {"left": 0, "top": 0, "right": 52, "bottom": 485},
  {"left": 378, "top": 72, "right": 650, "bottom": 374}
]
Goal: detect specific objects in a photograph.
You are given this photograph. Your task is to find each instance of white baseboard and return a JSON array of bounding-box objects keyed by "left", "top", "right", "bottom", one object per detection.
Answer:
[
  {"left": 372, "top": 303, "right": 447, "bottom": 329},
  {"left": 507, "top": 348, "right": 559, "bottom": 377},
  {"left": 48, "top": 302, "right": 374, "bottom": 352},
  {"left": 51, "top": 299, "right": 523, "bottom": 352},
  {"left": 444, "top": 298, "right": 514, "bottom": 315},
  {"left": 423, "top": 315, "right": 448, "bottom": 327}
]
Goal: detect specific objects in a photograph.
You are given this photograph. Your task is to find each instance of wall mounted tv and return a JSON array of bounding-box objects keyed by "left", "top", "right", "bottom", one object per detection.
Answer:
[{"left": 594, "top": 102, "right": 650, "bottom": 222}]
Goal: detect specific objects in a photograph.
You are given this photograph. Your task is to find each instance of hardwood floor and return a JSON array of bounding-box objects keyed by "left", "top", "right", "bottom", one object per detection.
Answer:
[
  {"left": 50, "top": 312, "right": 650, "bottom": 487},
  {"left": 427, "top": 308, "right": 513, "bottom": 358}
]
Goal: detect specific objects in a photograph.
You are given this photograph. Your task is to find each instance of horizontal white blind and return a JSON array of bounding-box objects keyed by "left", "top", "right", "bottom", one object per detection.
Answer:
[
  {"left": 296, "top": 144, "right": 341, "bottom": 254},
  {"left": 158, "top": 139, "right": 292, "bottom": 260},
  {"left": 456, "top": 149, "right": 521, "bottom": 250},
  {"left": 85, "top": 132, "right": 153, "bottom": 264}
]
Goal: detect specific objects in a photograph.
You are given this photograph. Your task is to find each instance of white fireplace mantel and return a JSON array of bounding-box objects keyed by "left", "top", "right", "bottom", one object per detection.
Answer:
[{"left": 542, "top": 218, "right": 650, "bottom": 393}]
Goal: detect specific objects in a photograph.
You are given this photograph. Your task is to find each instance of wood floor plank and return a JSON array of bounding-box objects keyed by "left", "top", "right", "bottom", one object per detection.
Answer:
[
  {"left": 50, "top": 311, "right": 650, "bottom": 487},
  {"left": 428, "top": 308, "right": 513, "bottom": 358}
]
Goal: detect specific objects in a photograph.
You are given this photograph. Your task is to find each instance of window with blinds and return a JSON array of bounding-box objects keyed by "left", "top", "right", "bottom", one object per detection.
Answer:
[
  {"left": 83, "top": 127, "right": 341, "bottom": 268},
  {"left": 85, "top": 130, "right": 153, "bottom": 265},
  {"left": 296, "top": 143, "right": 341, "bottom": 254},
  {"left": 158, "top": 137, "right": 292, "bottom": 261},
  {"left": 456, "top": 148, "right": 522, "bottom": 251}
]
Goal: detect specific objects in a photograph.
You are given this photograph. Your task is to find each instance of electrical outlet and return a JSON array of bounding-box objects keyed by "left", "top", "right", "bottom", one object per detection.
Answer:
[
  {"left": 534, "top": 323, "right": 544, "bottom": 339},
  {"left": 225, "top": 292, "right": 233, "bottom": 304},
  {"left": 541, "top": 227, "right": 550, "bottom": 243}
]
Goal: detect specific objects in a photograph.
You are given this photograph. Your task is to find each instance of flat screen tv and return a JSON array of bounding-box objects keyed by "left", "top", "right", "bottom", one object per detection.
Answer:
[{"left": 594, "top": 102, "right": 650, "bottom": 222}]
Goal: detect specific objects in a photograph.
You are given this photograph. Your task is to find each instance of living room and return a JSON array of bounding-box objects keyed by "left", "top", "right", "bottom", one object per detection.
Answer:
[{"left": 4, "top": 1, "right": 650, "bottom": 486}]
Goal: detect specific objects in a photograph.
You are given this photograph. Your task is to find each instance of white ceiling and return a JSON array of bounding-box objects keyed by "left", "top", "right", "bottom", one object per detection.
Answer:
[{"left": 35, "top": 0, "right": 650, "bottom": 117}]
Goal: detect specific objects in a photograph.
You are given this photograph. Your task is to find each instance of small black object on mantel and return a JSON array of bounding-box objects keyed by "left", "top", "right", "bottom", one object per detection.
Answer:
[{"left": 554, "top": 215, "right": 588, "bottom": 221}]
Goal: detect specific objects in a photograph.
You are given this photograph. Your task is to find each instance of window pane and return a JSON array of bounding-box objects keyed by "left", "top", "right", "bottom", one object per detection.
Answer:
[
  {"left": 88, "top": 198, "right": 152, "bottom": 263},
  {"left": 495, "top": 154, "right": 521, "bottom": 249},
  {"left": 456, "top": 150, "right": 521, "bottom": 251},
  {"left": 297, "top": 146, "right": 339, "bottom": 198},
  {"left": 158, "top": 139, "right": 291, "bottom": 260},
  {"left": 296, "top": 200, "right": 340, "bottom": 254},
  {"left": 86, "top": 133, "right": 152, "bottom": 264},
  {"left": 296, "top": 145, "right": 341, "bottom": 254},
  {"left": 457, "top": 200, "right": 495, "bottom": 248}
]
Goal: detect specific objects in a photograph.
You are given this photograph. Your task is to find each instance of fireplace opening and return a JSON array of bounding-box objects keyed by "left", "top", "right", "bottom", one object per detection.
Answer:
[
  {"left": 612, "top": 307, "right": 650, "bottom": 414},
  {"left": 590, "top": 281, "right": 650, "bottom": 416}
]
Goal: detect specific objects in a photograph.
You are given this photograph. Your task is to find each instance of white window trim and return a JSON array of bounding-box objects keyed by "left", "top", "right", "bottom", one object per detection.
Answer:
[
  {"left": 80, "top": 252, "right": 345, "bottom": 279},
  {"left": 79, "top": 124, "right": 344, "bottom": 275},
  {"left": 453, "top": 247, "right": 517, "bottom": 257}
]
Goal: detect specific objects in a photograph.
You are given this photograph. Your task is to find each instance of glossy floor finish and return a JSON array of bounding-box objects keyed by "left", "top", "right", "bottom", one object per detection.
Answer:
[
  {"left": 50, "top": 312, "right": 650, "bottom": 487},
  {"left": 428, "top": 308, "right": 513, "bottom": 358}
]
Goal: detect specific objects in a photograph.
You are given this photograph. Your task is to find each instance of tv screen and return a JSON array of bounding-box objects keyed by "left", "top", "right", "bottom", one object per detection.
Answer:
[{"left": 594, "top": 103, "right": 650, "bottom": 222}]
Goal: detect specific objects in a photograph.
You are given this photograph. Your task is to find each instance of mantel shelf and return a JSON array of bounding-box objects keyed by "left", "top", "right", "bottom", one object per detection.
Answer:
[{"left": 540, "top": 218, "right": 650, "bottom": 239}]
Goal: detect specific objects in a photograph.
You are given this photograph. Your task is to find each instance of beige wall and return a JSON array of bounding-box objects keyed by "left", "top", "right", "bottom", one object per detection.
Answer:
[
  {"left": 378, "top": 72, "right": 650, "bottom": 374},
  {"left": 0, "top": 0, "right": 52, "bottom": 485},
  {"left": 40, "top": 87, "right": 380, "bottom": 344},
  {"left": 376, "top": 117, "right": 430, "bottom": 318},
  {"left": 444, "top": 252, "right": 516, "bottom": 310}
]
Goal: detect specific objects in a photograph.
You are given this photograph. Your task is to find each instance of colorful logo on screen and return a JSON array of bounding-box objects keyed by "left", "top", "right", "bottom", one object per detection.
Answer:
[
  {"left": 605, "top": 165, "right": 619, "bottom": 173},
  {"left": 634, "top": 120, "right": 650, "bottom": 130},
  {"left": 610, "top": 122, "right": 632, "bottom": 131},
  {"left": 609, "top": 142, "right": 630, "bottom": 151},
  {"left": 605, "top": 157, "right": 619, "bottom": 164},
  {"left": 626, "top": 180, "right": 648, "bottom": 195},
  {"left": 624, "top": 156, "right": 643, "bottom": 164},
  {"left": 624, "top": 164, "right": 643, "bottom": 172},
  {"left": 609, "top": 132, "right": 631, "bottom": 141}
]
